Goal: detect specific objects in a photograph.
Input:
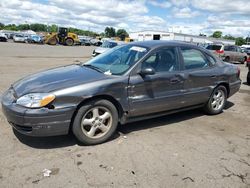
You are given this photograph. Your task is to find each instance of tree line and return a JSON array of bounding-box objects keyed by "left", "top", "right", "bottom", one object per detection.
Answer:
[{"left": 200, "top": 31, "right": 250, "bottom": 46}]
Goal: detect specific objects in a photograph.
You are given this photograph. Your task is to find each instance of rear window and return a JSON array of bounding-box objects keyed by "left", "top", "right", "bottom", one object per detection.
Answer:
[{"left": 206, "top": 45, "right": 222, "bottom": 50}]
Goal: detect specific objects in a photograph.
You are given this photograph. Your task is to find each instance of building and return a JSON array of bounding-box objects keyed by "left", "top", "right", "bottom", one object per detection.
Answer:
[{"left": 129, "top": 30, "right": 235, "bottom": 45}]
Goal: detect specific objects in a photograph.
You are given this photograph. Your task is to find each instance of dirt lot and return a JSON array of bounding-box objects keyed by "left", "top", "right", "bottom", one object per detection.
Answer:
[{"left": 0, "top": 42, "right": 249, "bottom": 188}]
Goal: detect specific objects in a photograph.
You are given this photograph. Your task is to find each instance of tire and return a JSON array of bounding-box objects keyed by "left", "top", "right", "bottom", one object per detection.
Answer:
[
  {"left": 72, "top": 99, "right": 118, "bottom": 145},
  {"left": 204, "top": 85, "right": 227, "bottom": 115},
  {"left": 65, "top": 38, "right": 74, "bottom": 46},
  {"left": 225, "top": 56, "right": 230, "bottom": 62},
  {"left": 247, "top": 71, "right": 250, "bottom": 85},
  {"left": 241, "top": 57, "right": 247, "bottom": 64},
  {"left": 48, "top": 37, "right": 57, "bottom": 45}
]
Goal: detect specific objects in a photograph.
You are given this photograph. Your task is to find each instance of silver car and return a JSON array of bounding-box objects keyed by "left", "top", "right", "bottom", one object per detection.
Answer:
[
  {"left": 206, "top": 44, "right": 248, "bottom": 64},
  {"left": 13, "top": 34, "right": 26, "bottom": 43},
  {"left": 92, "top": 40, "right": 124, "bottom": 57}
]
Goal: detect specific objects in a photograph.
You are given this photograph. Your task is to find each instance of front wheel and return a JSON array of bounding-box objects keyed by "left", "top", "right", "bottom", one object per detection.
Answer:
[
  {"left": 65, "top": 38, "right": 74, "bottom": 46},
  {"left": 72, "top": 100, "right": 118, "bottom": 145},
  {"left": 204, "top": 86, "right": 227, "bottom": 115}
]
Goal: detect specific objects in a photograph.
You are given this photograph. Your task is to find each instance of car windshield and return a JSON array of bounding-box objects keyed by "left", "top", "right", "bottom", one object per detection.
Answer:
[
  {"left": 15, "top": 35, "right": 23, "bottom": 37},
  {"left": 206, "top": 45, "right": 222, "bottom": 50},
  {"left": 84, "top": 45, "right": 148, "bottom": 75},
  {"left": 101, "top": 41, "right": 118, "bottom": 48}
]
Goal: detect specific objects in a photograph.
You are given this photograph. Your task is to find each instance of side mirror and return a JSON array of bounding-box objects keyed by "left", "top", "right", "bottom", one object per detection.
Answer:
[{"left": 139, "top": 67, "right": 155, "bottom": 76}]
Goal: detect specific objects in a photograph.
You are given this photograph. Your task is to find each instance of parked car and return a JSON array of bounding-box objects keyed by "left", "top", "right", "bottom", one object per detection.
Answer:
[
  {"left": 90, "top": 38, "right": 102, "bottom": 46},
  {"left": 79, "top": 38, "right": 91, "bottom": 46},
  {"left": 13, "top": 34, "right": 26, "bottom": 43},
  {"left": 25, "top": 35, "right": 43, "bottom": 44},
  {"left": 2, "top": 41, "right": 241, "bottom": 145},
  {"left": 0, "top": 33, "right": 8, "bottom": 42},
  {"left": 92, "top": 40, "right": 124, "bottom": 57},
  {"left": 247, "top": 56, "right": 250, "bottom": 84},
  {"left": 206, "top": 44, "right": 247, "bottom": 64}
]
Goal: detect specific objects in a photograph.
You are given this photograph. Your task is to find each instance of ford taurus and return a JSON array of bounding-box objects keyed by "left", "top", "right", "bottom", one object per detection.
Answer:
[{"left": 2, "top": 41, "right": 241, "bottom": 145}]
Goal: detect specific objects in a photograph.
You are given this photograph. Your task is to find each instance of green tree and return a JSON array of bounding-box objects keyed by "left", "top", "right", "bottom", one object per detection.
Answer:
[
  {"left": 116, "top": 29, "right": 128, "bottom": 40},
  {"left": 3, "top": 24, "right": 17, "bottom": 31},
  {"left": 0, "top": 22, "right": 5, "bottom": 30},
  {"left": 211, "top": 31, "right": 222, "bottom": 38},
  {"left": 223, "top": 35, "right": 235, "bottom": 40},
  {"left": 17, "top": 24, "right": 30, "bottom": 30},
  {"left": 30, "top": 23, "right": 47, "bottom": 32},
  {"left": 48, "top": 24, "right": 58, "bottom": 32},
  {"left": 235, "top": 37, "right": 246, "bottom": 46},
  {"left": 105, "top": 27, "right": 116, "bottom": 38}
]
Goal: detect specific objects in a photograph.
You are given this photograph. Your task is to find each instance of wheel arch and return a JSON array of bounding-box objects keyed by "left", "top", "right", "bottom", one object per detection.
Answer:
[
  {"left": 69, "top": 95, "right": 125, "bottom": 130},
  {"left": 217, "top": 82, "right": 230, "bottom": 97}
]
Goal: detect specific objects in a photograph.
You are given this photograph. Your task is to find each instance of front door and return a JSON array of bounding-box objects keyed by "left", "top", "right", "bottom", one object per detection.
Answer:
[{"left": 128, "top": 47, "right": 185, "bottom": 117}]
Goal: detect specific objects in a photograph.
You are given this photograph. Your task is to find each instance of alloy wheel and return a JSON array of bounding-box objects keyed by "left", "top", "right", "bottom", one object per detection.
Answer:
[
  {"left": 211, "top": 89, "right": 225, "bottom": 111},
  {"left": 81, "top": 106, "right": 112, "bottom": 139}
]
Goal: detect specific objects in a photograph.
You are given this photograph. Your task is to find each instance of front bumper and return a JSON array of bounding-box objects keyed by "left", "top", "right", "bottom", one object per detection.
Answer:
[{"left": 1, "top": 89, "right": 76, "bottom": 137}]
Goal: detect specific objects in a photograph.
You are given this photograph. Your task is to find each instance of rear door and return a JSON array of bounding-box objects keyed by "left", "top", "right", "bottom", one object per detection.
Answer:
[
  {"left": 128, "top": 47, "right": 185, "bottom": 117},
  {"left": 179, "top": 47, "right": 217, "bottom": 106}
]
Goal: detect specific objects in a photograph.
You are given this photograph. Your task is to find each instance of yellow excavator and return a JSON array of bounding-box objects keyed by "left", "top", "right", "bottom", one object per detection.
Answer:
[{"left": 44, "top": 27, "right": 80, "bottom": 46}]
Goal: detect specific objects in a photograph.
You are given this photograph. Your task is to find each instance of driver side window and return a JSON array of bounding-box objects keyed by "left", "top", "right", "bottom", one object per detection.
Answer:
[{"left": 142, "top": 48, "right": 178, "bottom": 72}]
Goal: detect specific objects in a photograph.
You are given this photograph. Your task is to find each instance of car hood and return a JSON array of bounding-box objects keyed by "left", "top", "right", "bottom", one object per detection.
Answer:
[{"left": 12, "top": 64, "right": 109, "bottom": 97}]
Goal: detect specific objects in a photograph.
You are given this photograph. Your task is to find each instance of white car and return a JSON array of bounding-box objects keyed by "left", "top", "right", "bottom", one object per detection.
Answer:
[
  {"left": 13, "top": 34, "right": 26, "bottom": 43},
  {"left": 92, "top": 40, "right": 124, "bottom": 57},
  {"left": 0, "top": 33, "right": 8, "bottom": 42}
]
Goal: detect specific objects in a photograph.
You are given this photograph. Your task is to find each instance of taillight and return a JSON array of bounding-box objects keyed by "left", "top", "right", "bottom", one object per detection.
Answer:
[
  {"left": 247, "top": 56, "right": 250, "bottom": 63},
  {"left": 237, "top": 66, "right": 240, "bottom": 78},
  {"left": 215, "top": 50, "right": 224, "bottom": 54}
]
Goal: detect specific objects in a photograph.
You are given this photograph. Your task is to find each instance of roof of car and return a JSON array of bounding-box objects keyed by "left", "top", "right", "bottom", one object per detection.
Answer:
[{"left": 130, "top": 40, "right": 199, "bottom": 49}]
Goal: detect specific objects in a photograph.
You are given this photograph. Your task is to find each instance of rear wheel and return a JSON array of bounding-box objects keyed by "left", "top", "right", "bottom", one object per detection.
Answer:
[
  {"left": 204, "top": 86, "right": 227, "bottom": 115},
  {"left": 72, "top": 99, "right": 118, "bottom": 145},
  {"left": 247, "top": 71, "right": 250, "bottom": 85},
  {"left": 225, "top": 56, "right": 230, "bottom": 62},
  {"left": 65, "top": 38, "right": 74, "bottom": 46},
  {"left": 241, "top": 57, "right": 247, "bottom": 64}
]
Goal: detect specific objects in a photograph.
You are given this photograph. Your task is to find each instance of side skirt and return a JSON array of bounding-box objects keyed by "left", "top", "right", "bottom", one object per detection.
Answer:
[{"left": 120, "top": 104, "right": 204, "bottom": 124}]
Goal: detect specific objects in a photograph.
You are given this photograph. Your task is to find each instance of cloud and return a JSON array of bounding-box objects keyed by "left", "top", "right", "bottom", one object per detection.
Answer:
[
  {"left": 0, "top": 0, "right": 149, "bottom": 32},
  {"left": 172, "top": 7, "right": 200, "bottom": 18},
  {"left": 0, "top": 0, "right": 250, "bottom": 37},
  {"left": 191, "top": 0, "right": 250, "bottom": 16},
  {"left": 170, "top": 0, "right": 189, "bottom": 7},
  {"left": 147, "top": 0, "right": 172, "bottom": 8}
]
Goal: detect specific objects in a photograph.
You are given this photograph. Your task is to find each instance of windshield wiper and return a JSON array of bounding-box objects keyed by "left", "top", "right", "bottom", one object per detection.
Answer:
[{"left": 82, "top": 64, "right": 104, "bottom": 73}]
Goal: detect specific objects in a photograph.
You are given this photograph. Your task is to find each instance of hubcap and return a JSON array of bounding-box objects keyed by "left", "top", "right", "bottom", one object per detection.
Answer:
[
  {"left": 211, "top": 90, "right": 225, "bottom": 111},
  {"left": 81, "top": 106, "right": 112, "bottom": 139}
]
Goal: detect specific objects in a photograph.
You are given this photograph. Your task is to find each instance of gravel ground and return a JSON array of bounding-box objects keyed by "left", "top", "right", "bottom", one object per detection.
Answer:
[{"left": 0, "top": 42, "right": 249, "bottom": 188}]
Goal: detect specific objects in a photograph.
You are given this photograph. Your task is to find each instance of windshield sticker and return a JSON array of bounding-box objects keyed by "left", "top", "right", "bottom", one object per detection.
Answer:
[
  {"left": 104, "top": 70, "right": 112, "bottom": 75},
  {"left": 130, "top": 46, "right": 147, "bottom": 52}
]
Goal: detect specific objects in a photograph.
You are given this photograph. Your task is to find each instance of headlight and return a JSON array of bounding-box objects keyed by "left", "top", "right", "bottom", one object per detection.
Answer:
[{"left": 16, "top": 93, "right": 55, "bottom": 108}]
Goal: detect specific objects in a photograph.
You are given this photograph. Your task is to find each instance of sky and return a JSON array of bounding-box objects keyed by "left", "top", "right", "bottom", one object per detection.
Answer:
[{"left": 0, "top": 0, "right": 250, "bottom": 37}]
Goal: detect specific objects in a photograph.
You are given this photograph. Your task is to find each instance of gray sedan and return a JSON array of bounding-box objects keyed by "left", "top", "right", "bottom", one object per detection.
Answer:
[{"left": 2, "top": 41, "right": 241, "bottom": 145}]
